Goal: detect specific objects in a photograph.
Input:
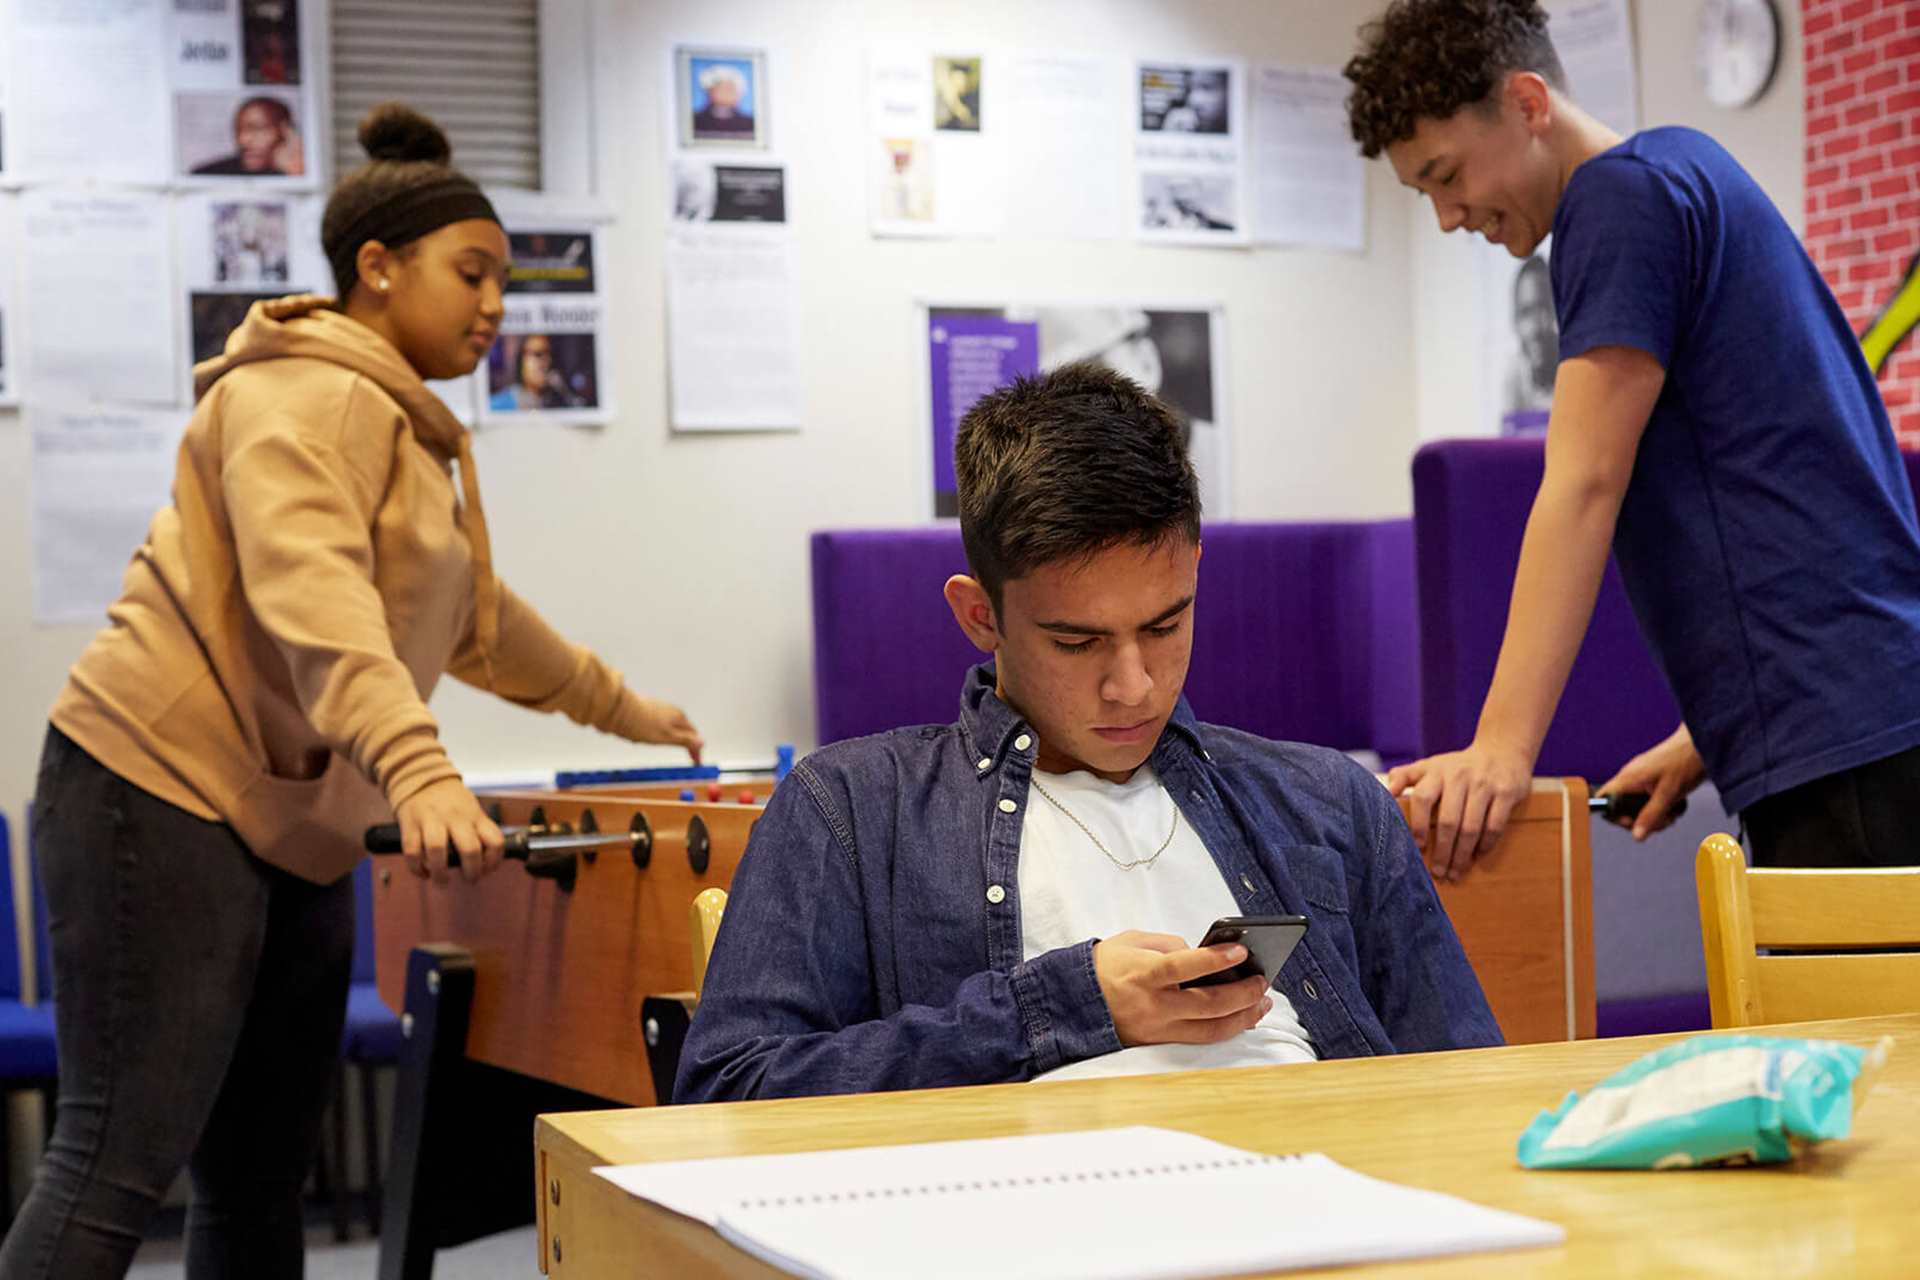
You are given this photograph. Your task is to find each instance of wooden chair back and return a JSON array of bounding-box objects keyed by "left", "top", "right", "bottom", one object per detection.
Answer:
[
  {"left": 689, "top": 888, "right": 728, "bottom": 1000},
  {"left": 1696, "top": 832, "right": 1920, "bottom": 1027}
]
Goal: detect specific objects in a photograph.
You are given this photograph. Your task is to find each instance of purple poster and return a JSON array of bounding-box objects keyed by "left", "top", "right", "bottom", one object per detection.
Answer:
[{"left": 928, "top": 311, "right": 1039, "bottom": 517}]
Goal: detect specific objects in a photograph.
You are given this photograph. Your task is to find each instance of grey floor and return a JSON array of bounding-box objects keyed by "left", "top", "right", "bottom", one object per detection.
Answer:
[{"left": 126, "top": 1223, "right": 540, "bottom": 1279}]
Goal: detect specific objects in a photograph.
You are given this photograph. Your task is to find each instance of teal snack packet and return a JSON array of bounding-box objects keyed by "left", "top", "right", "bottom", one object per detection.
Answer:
[{"left": 1517, "top": 1035, "right": 1892, "bottom": 1170}]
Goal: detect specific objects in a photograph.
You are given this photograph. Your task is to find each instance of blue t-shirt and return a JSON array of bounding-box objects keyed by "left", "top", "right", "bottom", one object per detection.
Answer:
[{"left": 1552, "top": 127, "right": 1920, "bottom": 813}]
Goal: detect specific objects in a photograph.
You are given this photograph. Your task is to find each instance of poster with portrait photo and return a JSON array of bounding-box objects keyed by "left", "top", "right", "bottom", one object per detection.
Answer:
[
  {"left": 241, "top": 0, "right": 300, "bottom": 85},
  {"left": 189, "top": 289, "right": 279, "bottom": 365},
  {"left": 175, "top": 90, "right": 311, "bottom": 181},
  {"left": 177, "top": 193, "right": 325, "bottom": 291},
  {"left": 1138, "top": 64, "right": 1231, "bottom": 135},
  {"left": 176, "top": 192, "right": 325, "bottom": 400},
  {"left": 1140, "top": 172, "right": 1237, "bottom": 237},
  {"left": 873, "top": 137, "right": 934, "bottom": 226},
  {"left": 924, "top": 302, "right": 1228, "bottom": 518},
  {"left": 506, "top": 230, "right": 596, "bottom": 293},
  {"left": 210, "top": 201, "right": 289, "bottom": 283},
  {"left": 486, "top": 333, "right": 599, "bottom": 414},
  {"left": 1133, "top": 58, "right": 1245, "bottom": 247},
  {"left": 673, "top": 159, "right": 789, "bottom": 224},
  {"left": 932, "top": 55, "right": 981, "bottom": 132},
  {"left": 676, "top": 46, "right": 768, "bottom": 150},
  {"left": 1479, "top": 236, "right": 1556, "bottom": 437},
  {"left": 171, "top": 0, "right": 316, "bottom": 185},
  {"left": 482, "top": 221, "right": 611, "bottom": 427}
]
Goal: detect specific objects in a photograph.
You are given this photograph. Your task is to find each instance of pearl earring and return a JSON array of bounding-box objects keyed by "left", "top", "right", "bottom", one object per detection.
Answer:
[{"left": 377, "top": 279, "right": 389, "bottom": 292}]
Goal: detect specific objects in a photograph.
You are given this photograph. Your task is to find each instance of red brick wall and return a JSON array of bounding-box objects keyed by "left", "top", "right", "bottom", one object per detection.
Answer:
[{"left": 1804, "top": 0, "right": 1920, "bottom": 442}]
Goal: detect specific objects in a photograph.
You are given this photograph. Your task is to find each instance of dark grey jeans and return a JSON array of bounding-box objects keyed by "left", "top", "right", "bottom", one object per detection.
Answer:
[
  {"left": 1743, "top": 741, "right": 1920, "bottom": 869},
  {"left": 0, "top": 727, "right": 353, "bottom": 1280}
]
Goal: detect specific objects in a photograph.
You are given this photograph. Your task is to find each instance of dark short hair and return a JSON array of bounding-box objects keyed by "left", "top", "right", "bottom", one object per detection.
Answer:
[
  {"left": 954, "top": 362, "right": 1201, "bottom": 611},
  {"left": 1344, "top": 0, "right": 1567, "bottom": 159}
]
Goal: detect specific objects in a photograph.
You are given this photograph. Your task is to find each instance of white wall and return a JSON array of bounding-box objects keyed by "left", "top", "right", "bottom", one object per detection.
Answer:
[
  {"left": 0, "top": 0, "right": 1811, "bottom": 811},
  {"left": 0, "top": 0, "right": 1425, "bottom": 813},
  {"left": 1414, "top": 0, "right": 1808, "bottom": 442}
]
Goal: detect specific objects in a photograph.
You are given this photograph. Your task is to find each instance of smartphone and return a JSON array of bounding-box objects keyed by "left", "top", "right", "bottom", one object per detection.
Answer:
[{"left": 1179, "top": 915, "right": 1310, "bottom": 990}]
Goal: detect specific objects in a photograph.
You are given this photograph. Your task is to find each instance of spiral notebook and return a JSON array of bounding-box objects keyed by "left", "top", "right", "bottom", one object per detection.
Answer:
[{"left": 595, "top": 1125, "right": 1564, "bottom": 1279}]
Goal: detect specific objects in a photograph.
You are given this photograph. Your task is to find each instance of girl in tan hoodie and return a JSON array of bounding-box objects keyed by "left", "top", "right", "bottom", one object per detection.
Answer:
[{"left": 1, "top": 105, "right": 702, "bottom": 1279}]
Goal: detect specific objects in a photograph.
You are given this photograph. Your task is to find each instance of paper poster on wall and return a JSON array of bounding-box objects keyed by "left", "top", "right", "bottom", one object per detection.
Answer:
[
  {"left": 662, "top": 41, "right": 801, "bottom": 431},
  {"left": 30, "top": 406, "right": 190, "bottom": 625},
  {"left": 478, "top": 225, "right": 610, "bottom": 427},
  {"left": 0, "top": 195, "right": 18, "bottom": 405},
  {"left": 1547, "top": 0, "right": 1638, "bottom": 139},
  {"left": 23, "top": 190, "right": 177, "bottom": 405},
  {"left": 0, "top": 26, "right": 11, "bottom": 184},
  {"left": 1134, "top": 59, "right": 1247, "bottom": 247},
  {"left": 926, "top": 303, "right": 1228, "bottom": 517},
  {"left": 1001, "top": 52, "right": 1128, "bottom": 241},
  {"left": 171, "top": 0, "right": 317, "bottom": 185},
  {"left": 867, "top": 48, "right": 1005, "bottom": 238},
  {"left": 175, "top": 191, "right": 324, "bottom": 393},
  {"left": 1249, "top": 65, "right": 1365, "bottom": 252},
  {"left": 666, "top": 226, "right": 803, "bottom": 431},
  {"left": 1478, "top": 236, "right": 1556, "bottom": 437},
  {"left": 10, "top": 0, "right": 169, "bottom": 184}
]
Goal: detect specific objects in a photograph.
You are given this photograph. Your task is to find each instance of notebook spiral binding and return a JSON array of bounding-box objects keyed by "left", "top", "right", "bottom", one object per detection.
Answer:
[{"left": 737, "top": 1153, "right": 1309, "bottom": 1211}]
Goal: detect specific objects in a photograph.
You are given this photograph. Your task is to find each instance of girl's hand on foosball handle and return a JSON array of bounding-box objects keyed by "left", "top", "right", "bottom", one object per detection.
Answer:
[
  {"left": 625, "top": 696, "right": 706, "bottom": 765},
  {"left": 395, "top": 778, "right": 506, "bottom": 884}
]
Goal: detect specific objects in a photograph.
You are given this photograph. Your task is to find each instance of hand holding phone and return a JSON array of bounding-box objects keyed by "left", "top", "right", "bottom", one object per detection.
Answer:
[{"left": 1179, "top": 915, "right": 1309, "bottom": 990}]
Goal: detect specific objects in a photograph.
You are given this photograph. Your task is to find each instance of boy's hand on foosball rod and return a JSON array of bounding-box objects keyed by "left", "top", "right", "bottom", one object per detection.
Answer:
[
  {"left": 1595, "top": 723, "right": 1705, "bottom": 841},
  {"left": 394, "top": 778, "right": 506, "bottom": 884}
]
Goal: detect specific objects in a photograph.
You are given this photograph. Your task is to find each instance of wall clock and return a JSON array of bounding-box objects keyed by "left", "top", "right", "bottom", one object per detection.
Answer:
[{"left": 1695, "top": 0, "right": 1782, "bottom": 109}]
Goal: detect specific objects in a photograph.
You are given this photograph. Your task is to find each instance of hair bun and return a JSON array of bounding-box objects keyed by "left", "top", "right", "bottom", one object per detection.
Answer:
[{"left": 358, "top": 102, "right": 451, "bottom": 164}]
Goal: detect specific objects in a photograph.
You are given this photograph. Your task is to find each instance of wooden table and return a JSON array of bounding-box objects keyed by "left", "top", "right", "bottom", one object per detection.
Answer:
[{"left": 532, "top": 1012, "right": 1919, "bottom": 1278}]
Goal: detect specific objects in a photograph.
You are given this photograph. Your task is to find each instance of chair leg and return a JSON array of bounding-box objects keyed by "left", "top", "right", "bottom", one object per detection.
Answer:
[
  {"left": 2, "top": 1088, "right": 13, "bottom": 1224},
  {"left": 329, "top": 1065, "right": 351, "bottom": 1242},
  {"left": 359, "top": 1061, "right": 383, "bottom": 1236}
]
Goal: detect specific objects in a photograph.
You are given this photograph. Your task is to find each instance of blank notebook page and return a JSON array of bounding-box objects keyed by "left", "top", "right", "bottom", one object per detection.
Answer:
[{"left": 596, "top": 1125, "right": 1564, "bottom": 1280}]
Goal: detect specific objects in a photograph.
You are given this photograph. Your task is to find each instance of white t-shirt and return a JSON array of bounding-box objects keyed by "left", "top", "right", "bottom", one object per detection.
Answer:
[{"left": 1018, "top": 764, "right": 1316, "bottom": 1082}]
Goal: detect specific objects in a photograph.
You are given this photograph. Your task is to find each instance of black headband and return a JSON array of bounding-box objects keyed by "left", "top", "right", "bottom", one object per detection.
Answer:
[{"left": 326, "top": 175, "right": 500, "bottom": 294}]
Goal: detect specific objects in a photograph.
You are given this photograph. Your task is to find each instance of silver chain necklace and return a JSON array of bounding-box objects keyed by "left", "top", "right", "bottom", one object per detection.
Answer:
[{"left": 1028, "top": 776, "right": 1180, "bottom": 872}]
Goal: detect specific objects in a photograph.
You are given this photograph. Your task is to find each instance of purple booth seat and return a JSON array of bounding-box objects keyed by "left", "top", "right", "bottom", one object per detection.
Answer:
[
  {"left": 810, "top": 522, "right": 1421, "bottom": 760},
  {"left": 1412, "top": 438, "right": 1920, "bottom": 1039},
  {"left": 1412, "top": 439, "right": 1920, "bottom": 776},
  {"left": 1410, "top": 439, "right": 1680, "bottom": 779}
]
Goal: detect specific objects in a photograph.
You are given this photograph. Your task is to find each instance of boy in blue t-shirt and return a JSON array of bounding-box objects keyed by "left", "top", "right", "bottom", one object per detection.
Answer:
[{"left": 1345, "top": 0, "right": 1920, "bottom": 875}]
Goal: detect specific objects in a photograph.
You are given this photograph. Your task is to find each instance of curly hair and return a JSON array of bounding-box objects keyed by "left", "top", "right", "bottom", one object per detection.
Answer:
[{"left": 1344, "top": 0, "right": 1567, "bottom": 158}]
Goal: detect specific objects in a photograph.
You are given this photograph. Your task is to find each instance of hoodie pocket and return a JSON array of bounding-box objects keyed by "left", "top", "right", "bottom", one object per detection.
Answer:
[{"left": 230, "top": 755, "right": 388, "bottom": 885}]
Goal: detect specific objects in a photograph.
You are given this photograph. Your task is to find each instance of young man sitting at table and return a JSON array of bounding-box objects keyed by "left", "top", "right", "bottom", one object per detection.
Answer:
[{"left": 676, "top": 365, "right": 1502, "bottom": 1103}]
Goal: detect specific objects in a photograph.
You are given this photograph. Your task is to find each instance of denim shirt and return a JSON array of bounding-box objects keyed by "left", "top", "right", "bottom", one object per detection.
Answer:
[{"left": 675, "top": 665, "right": 1502, "bottom": 1103}]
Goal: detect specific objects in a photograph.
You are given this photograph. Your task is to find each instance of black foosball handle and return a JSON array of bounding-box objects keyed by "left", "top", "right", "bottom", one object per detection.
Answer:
[
  {"left": 1589, "top": 792, "right": 1688, "bottom": 823},
  {"left": 363, "top": 824, "right": 534, "bottom": 865}
]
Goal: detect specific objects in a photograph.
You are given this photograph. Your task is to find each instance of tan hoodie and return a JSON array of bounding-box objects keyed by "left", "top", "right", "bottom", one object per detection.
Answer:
[{"left": 51, "top": 296, "right": 656, "bottom": 884}]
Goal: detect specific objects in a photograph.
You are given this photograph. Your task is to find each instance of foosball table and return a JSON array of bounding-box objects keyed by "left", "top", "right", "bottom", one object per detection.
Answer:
[{"left": 367, "top": 776, "right": 772, "bottom": 1280}]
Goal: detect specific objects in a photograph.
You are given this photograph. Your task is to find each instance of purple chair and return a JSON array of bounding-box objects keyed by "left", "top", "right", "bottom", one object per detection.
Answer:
[
  {"left": 0, "top": 813, "right": 57, "bottom": 1219},
  {"left": 322, "top": 857, "right": 402, "bottom": 1239},
  {"left": 810, "top": 522, "right": 1420, "bottom": 758}
]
